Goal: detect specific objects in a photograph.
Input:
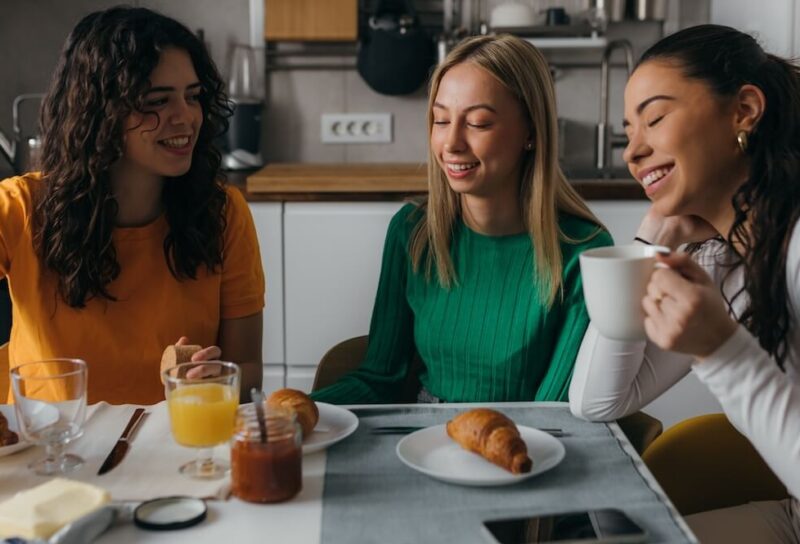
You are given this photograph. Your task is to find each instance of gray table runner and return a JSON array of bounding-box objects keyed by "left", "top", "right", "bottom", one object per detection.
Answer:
[{"left": 320, "top": 406, "right": 692, "bottom": 543}]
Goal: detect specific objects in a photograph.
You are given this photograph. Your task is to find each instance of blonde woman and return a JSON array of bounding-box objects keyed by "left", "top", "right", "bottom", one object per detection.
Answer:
[{"left": 313, "top": 35, "right": 611, "bottom": 404}]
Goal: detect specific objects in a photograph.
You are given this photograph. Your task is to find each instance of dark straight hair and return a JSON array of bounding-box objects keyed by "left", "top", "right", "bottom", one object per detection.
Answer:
[{"left": 639, "top": 24, "right": 800, "bottom": 368}]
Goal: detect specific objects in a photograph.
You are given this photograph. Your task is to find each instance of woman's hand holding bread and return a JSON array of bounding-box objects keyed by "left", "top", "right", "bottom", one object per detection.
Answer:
[
  {"left": 160, "top": 337, "right": 224, "bottom": 382},
  {"left": 446, "top": 408, "right": 532, "bottom": 474},
  {"left": 267, "top": 388, "right": 319, "bottom": 438}
]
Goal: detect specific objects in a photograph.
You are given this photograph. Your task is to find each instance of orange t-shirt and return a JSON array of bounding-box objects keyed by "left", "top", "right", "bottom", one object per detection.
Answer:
[{"left": 0, "top": 174, "right": 265, "bottom": 405}]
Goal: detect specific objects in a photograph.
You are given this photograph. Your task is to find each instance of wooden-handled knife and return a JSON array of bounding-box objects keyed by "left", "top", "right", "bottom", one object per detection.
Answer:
[{"left": 97, "top": 408, "right": 147, "bottom": 475}]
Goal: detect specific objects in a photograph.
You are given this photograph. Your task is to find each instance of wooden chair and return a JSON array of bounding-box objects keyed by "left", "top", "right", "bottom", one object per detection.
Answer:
[
  {"left": 313, "top": 336, "right": 662, "bottom": 453},
  {"left": 0, "top": 343, "right": 8, "bottom": 404},
  {"left": 641, "top": 413, "right": 788, "bottom": 516},
  {"left": 312, "top": 335, "right": 421, "bottom": 402}
]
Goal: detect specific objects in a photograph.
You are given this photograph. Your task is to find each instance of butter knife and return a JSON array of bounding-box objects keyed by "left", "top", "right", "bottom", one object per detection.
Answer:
[{"left": 97, "top": 408, "right": 146, "bottom": 475}]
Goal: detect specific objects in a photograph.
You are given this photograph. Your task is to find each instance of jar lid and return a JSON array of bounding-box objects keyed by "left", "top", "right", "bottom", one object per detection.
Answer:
[{"left": 133, "top": 496, "right": 207, "bottom": 531}]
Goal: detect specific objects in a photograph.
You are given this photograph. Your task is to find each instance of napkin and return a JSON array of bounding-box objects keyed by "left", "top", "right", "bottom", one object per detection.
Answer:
[{"left": 0, "top": 402, "right": 231, "bottom": 502}]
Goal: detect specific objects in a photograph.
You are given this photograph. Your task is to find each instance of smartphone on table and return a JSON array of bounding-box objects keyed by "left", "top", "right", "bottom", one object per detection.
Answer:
[{"left": 482, "top": 508, "right": 648, "bottom": 544}]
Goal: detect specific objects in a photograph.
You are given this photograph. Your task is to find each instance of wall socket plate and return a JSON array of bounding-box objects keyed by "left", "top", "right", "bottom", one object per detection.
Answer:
[{"left": 321, "top": 113, "right": 393, "bottom": 144}]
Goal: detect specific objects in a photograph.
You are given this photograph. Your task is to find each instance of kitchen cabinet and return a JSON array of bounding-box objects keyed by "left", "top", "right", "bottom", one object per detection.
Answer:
[
  {"left": 249, "top": 202, "right": 286, "bottom": 392},
  {"left": 264, "top": 0, "right": 358, "bottom": 41},
  {"left": 588, "top": 200, "right": 650, "bottom": 243},
  {"left": 283, "top": 202, "right": 405, "bottom": 391}
]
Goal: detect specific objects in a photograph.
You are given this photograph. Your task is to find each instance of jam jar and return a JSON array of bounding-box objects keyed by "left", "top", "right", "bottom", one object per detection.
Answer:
[{"left": 231, "top": 404, "right": 302, "bottom": 503}]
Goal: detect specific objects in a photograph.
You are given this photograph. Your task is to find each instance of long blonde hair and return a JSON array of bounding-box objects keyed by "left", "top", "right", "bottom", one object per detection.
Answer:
[{"left": 409, "top": 34, "right": 604, "bottom": 307}]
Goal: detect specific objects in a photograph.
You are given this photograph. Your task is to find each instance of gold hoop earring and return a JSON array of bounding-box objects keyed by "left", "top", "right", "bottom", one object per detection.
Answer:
[{"left": 737, "top": 131, "right": 749, "bottom": 154}]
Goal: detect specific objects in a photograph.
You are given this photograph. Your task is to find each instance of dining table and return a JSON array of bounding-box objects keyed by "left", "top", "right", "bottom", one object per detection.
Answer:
[{"left": 0, "top": 401, "right": 697, "bottom": 543}]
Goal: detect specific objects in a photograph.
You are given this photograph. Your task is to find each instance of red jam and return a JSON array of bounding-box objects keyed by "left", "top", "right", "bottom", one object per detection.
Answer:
[{"left": 231, "top": 405, "right": 302, "bottom": 503}]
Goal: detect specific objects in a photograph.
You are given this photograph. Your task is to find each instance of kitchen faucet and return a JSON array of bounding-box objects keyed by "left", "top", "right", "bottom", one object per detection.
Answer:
[{"left": 596, "top": 39, "right": 634, "bottom": 175}]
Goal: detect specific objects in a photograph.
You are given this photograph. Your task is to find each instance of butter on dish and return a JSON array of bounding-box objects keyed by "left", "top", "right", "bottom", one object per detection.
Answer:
[{"left": 0, "top": 478, "right": 110, "bottom": 539}]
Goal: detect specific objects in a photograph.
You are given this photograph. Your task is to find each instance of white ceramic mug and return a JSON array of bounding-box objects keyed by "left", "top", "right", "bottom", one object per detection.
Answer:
[{"left": 579, "top": 244, "right": 669, "bottom": 341}]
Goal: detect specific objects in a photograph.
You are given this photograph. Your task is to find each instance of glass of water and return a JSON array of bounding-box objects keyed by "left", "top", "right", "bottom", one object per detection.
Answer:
[{"left": 10, "top": 359, "right": 87, "bottom": 475}]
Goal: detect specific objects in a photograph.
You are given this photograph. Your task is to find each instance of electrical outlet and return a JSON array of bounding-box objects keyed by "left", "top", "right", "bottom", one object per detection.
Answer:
[{"left": 321, "top": 113, "right": 393, "bottom": 144}]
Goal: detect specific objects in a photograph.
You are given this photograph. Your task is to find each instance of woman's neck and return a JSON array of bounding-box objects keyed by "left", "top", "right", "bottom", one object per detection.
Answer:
[
  {"left": 460, "top": 193, "right": 525, "bottom": 236},
  {"left": 109, "top": 162, "right": 164, "bottom": 227}
]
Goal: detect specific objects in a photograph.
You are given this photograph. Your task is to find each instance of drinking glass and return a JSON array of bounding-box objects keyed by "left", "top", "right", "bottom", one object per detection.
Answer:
[
  {"left": 10, "top": 359, "right": 88, "bottom": 475},
  {"left": 163, "top": 361, "right": 240, "bottom": 479}
]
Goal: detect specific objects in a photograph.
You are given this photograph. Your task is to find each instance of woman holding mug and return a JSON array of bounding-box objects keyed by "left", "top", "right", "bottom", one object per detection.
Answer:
[
  {"left": 570, "top": 25, "right": 800, "bottom": 542},
  {"left": 0, "top": 7, "right": 265, "bottom": 404},
  {"left": 313, "top": 35, "right": 612, "bottom": 405}
]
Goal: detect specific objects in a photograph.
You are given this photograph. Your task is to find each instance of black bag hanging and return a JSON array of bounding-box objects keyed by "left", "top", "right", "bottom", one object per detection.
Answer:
[{"left": 357, "top": 0, "right": 436, "bottom": 96}]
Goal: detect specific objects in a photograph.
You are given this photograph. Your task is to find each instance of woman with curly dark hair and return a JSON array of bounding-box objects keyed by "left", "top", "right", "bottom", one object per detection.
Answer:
[
  {"left": 570, "top": 25, "right": 800, "bottom": 542},
  {"left": 0, "top": 6, "right": 264, "bottom": 404}
]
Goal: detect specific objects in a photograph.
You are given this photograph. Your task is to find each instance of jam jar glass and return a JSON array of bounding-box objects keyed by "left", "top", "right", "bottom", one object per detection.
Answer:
[{"left": 231, "top": 404, "right": 302, "bottom": 503}]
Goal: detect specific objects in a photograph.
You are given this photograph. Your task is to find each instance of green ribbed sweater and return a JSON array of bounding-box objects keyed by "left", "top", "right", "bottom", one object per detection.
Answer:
[{"left": 311, "top": 203, "right": 613, "bottom": 404}]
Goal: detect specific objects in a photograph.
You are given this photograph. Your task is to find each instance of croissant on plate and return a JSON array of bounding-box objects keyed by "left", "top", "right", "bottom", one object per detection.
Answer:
[
  {"left": 267, "top": 388, "right": 319, "bottom": 438},
  {"left": 446, "top": 408, "right": 532, "bottom": 474}
]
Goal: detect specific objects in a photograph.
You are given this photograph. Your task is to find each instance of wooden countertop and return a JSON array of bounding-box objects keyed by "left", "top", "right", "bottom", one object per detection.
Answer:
[{"left": 241, "top": 163, "right": 646, "bottom": 201}]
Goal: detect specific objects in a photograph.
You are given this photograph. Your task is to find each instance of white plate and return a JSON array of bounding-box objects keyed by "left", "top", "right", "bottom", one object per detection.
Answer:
[
  {"left": 396, "top": 424, "right": 565, "bottom": 486},
  {"left": 0, "top": 405, "right": 32, "bottom": 457},
  {"left": 303, "top": 403, "right": 358, "bottom": 454}
]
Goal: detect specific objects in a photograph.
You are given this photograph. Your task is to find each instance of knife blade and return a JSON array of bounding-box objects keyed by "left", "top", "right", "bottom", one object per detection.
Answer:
[{"left": 97, "top": 408, "right": 146, "bottom": 475}]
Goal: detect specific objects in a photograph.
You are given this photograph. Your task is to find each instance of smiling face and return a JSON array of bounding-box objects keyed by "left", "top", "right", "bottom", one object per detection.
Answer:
[
  {"left": 622, "top": 60, "right": 748, "bottom": 219},
  {"left": 430, "top": 62, "right": 530, "bottom": 200},
  {"left": 119, "top": 47, "right": 203, "bottom": 180}
]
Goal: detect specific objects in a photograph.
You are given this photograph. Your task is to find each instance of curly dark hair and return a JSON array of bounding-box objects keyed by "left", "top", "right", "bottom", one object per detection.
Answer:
[
  {"left": 640, "top": 25, "right": 800, "bottom": 368},
  {"left": 36, "top": 6, "right": 232, "bottom": 307}
]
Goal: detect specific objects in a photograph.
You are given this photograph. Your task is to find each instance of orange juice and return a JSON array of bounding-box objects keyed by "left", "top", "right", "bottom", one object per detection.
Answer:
[{"left": 168, "top": 383, "right": 239, "bottom": 447}]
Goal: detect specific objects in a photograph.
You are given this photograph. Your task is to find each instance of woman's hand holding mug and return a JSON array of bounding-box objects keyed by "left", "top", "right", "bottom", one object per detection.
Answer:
[{"left": 643, "top": 252, "right": 738, "bottom": 358}]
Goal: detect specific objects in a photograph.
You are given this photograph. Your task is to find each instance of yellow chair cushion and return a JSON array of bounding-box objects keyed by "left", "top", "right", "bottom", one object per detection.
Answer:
[{"left": 642, "top": 413, "right": 788, "bottom": 515}]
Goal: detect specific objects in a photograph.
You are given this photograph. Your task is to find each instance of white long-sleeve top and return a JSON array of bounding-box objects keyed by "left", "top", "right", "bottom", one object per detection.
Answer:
[{"left": 570, "top": 221, "right": 800, "bottom": 502}]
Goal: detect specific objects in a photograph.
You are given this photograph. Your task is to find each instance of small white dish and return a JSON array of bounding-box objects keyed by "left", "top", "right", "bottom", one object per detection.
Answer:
[
  {"left": 396, "top": 424, "right": 565, "bottom": 486},
  {"left": 303, "top": 403, "right": 358, "bottom": 454},
  {"left": 0, "top": 404, "right": 33, "bottom": 457}
]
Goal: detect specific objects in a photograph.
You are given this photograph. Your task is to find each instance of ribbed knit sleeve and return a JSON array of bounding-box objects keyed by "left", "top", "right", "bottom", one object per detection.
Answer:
[{"left": 311, "top": 204, "right": 418, "bottom": 404}]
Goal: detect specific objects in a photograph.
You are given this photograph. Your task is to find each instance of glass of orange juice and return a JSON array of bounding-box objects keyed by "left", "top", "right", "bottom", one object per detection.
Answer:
[{"left": 163, "top": 361, "right": 240, "bottom": 479}]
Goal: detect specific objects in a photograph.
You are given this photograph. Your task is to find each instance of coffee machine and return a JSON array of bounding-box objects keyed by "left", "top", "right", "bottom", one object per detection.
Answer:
[{"left": 221, "top": 44, "right": 264, "bottom": 170}]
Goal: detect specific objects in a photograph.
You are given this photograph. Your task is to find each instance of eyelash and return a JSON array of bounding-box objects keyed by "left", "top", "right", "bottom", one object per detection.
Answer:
[
  {"left": 648, "top": 115, "right": 665, "bottom": 127},
  {"left": 144, "top": 93, "right": 202, "bottom": 108},
  {"left": 432, "top": 121, "right": 491, "bottom": 129}
]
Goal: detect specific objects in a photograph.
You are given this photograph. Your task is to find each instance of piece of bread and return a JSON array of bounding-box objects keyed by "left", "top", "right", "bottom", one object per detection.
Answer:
[
  {"left": 446, "top": 408, "right": 532, "bottom": 474},
  {"left": 160, "top": 344, "right": 202, "bottom": 383},
  {"left": 267, "top": 388, "right": 319, "bottom": 438},
  {"left": 0, "top": 413, "right": 17, "bottom": 447},
  {"left": 0, "top": 430, "right": 18, "bottom": 447}
]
